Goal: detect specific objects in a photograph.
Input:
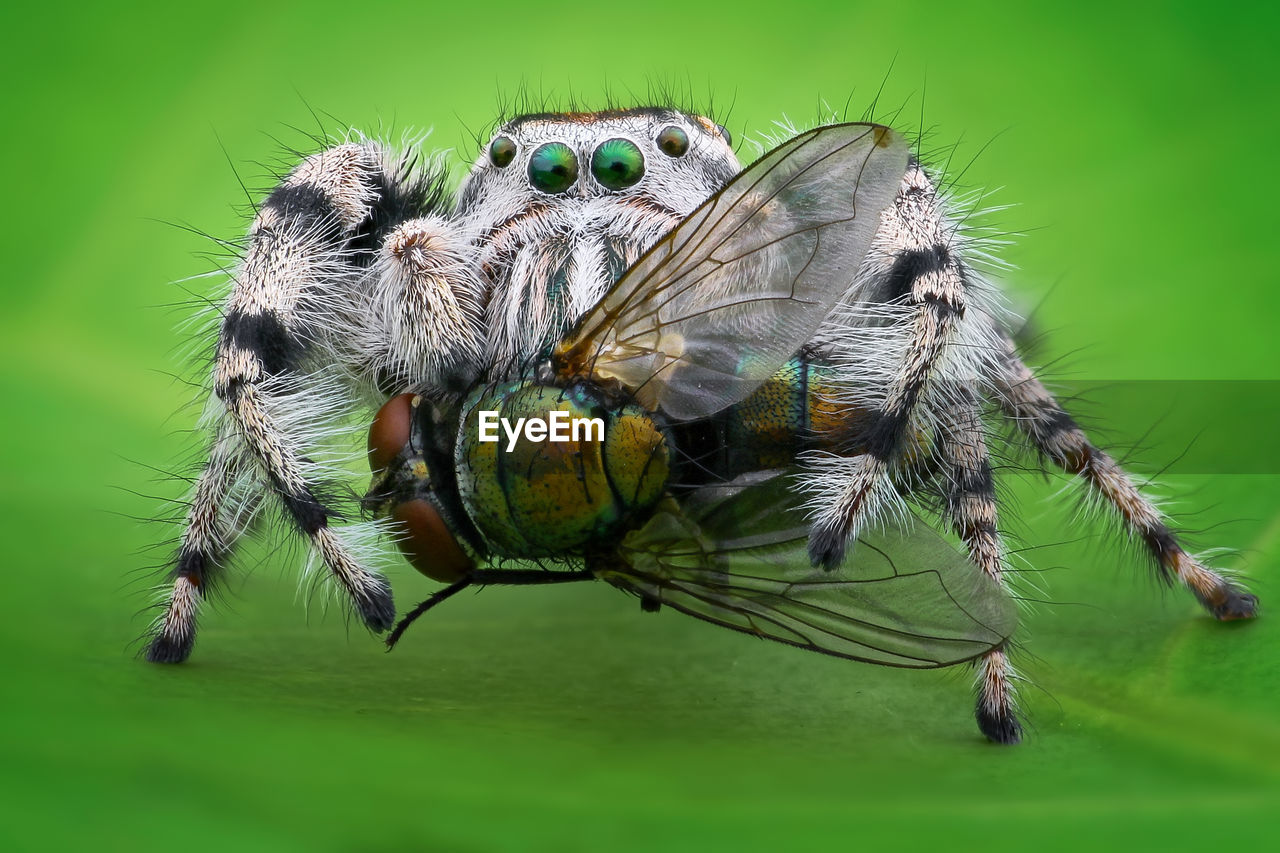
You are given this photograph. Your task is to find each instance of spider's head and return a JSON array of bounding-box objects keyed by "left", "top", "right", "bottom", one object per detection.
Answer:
[
  {"left": 456, "top": 108, "right": 740, "bottom": 222},
  {"left": 457, "top": 108, "right": 742, "bottom": 368}
]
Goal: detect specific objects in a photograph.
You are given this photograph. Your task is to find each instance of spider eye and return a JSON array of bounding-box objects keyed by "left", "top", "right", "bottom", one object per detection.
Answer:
[
  {"left": 528, "top": 142, "right": 578, "bottom": 194},
  {"left": 713, "top": 123, "right": 732, "bottom": 147},
  {"left": 489, "top": 136, "right": 516, "bottom": 168},
  {"left": 590, "top": 138, "right": 645, "bottom": 190},
  {"left": 656, "top": 126, "right": 689, "bottom": 157}
]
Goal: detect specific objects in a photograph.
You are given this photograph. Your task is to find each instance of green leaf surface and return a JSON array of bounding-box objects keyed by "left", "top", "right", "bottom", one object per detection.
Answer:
[{"left": 2, "top": 1, "right": 1277, "bottom": 850}]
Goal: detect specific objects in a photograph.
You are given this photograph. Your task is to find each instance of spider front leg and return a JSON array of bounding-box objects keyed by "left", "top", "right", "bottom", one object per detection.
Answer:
[
  {"left": 147, "top": 141, "right": 476, "bottom": 663},
  {"left": 994, "top": 335, "right": 1258, "bottom": 620},
  {"left": 357, "top": 216, "right": 485, "bottom": 395},
  {"left": 808, "top": 163, "right": 970, "bottom": 568}
]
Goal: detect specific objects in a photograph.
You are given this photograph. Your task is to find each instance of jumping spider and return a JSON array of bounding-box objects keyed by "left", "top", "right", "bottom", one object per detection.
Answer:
[{"left": 146, "top": 106, "right": 1257, "bottom": 745}]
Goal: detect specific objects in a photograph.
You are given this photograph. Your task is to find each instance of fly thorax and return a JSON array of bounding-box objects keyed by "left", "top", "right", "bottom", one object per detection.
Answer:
[{"left": 454, "top": 381, "right": 669, "bottom": 557}]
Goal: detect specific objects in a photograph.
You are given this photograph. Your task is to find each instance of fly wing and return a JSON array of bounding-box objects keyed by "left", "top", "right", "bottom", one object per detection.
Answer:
[
  {"left": 599, "top": 473, "right": 1016, "bottom": 669},
  {"left": 553, "top": 123, "right": 908, "bottom": 421}
]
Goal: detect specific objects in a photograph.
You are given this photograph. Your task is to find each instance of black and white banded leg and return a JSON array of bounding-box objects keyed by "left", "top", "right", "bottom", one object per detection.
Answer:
[
  {"left": 808, "top": 162, "right": 974, "bottom": 568},
  {"left": 994, "top": 336, "right": 1257, "bottom": 621},
  {"left": 937, "top": 384, "right": 1022, "bottom": 743},
  {"left": 147, "top": 141, "right": 477, "bottom": 662},
  {"left": 147, "top": 421, "right": 259, "bottom": 662}
]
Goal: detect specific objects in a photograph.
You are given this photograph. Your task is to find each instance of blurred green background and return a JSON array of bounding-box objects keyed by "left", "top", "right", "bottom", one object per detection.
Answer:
[{"left": 2, "top": 1, "right": 1277, "bottom": 849}]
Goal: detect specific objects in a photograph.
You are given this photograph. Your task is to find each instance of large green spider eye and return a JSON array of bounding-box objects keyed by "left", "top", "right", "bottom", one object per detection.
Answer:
[
  {"left": 528, "top": 142, "right": 578, "bottom": 194},
  {"left": 590, "top": 138, "right": 645, "bottom": 190},
  {"left": 489, "top": 136, "right": 516, "bottom": 168},
  {"left": 656, "top": 125, "right": 689, "bottom": 157}
]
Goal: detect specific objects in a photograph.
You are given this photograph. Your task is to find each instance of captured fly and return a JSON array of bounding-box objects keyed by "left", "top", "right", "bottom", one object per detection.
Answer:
[{"left": 365, "top": 123, "right": 1016, "bottom": 674}]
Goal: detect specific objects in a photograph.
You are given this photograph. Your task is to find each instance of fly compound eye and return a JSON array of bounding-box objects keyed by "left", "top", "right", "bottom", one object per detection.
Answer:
[
  {"left": 489, "top": 135, "right": 517, "bottom": 167},
  {"left": 590, "top": 138, "right": 645, "bottom": 190},
  {"left": 368, "top": 393, "right": 417, "bottom": 472},
  {"left": 391, "top": 499, "right": 475, "bottom": 583},
  {"left": 528, "top": 142, "right": 578, "bottom": 193},
  {"left": 656, "top": 125, "right": 689, "bottom": 157}
]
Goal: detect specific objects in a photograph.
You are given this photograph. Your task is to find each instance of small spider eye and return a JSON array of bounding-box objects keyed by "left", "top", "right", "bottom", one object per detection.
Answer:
[
  {"left": 713, "top": 123, "right": 732, "bottom": 147},
  {"left": 528, "top": 142, "right": 578, "bottom": 194},
  {"left": 489, "top": 136, "right": 517, "bottom": 168},
  {"left": 656, "top": 126, "right": 689, "bottom": 157},
  {"left": 591, "top": 138, "right": 645, "bottom": 190}
]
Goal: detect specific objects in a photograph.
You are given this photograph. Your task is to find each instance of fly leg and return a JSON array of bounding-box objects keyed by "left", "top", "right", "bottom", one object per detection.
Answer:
[{"left": 386, "top": 569, "right": 597, "bottom": 649}]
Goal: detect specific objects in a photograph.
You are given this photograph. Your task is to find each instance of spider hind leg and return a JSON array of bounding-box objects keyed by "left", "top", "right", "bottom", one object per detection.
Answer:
[
  {"left": 936, "top": 384, "right": 1024, "bottom": 744},
  {"left": 994, "top": 335, "right": 1258, "bottom": 621}
]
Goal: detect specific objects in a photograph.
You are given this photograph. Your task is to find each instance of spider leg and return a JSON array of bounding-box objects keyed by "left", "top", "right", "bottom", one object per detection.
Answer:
[
  {"left": 994, "top": 334, "right": 1257, "bottom": 620},
  {"left": 359, "top": 216, "right": 485, "bottom": 393},
  {"left": 936, "top": 383, "right": 1022, "bottom": 743},
  {"left": 808, "top": 163, "right": 974, "bottom": 568},
  {"left": 147, "top": 142, "right": 466, "bottom": 662},
  {"left": 146, "top": 420, "right": 261, "bottom": 662}
]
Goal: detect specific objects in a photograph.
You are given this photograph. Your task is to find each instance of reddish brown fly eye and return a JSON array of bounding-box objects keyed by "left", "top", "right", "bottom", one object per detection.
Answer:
[
  {"left": 391, "top": 499, "right": 475, "bottom": 583},
  {"left": 368, "top": 393, "right": 417, "bottom": 472}
]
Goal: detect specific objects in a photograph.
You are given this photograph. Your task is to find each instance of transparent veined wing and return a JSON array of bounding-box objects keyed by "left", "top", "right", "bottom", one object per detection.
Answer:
[
  {"left": 553, "top": 123, "right": 908, "bottom": 421},
  {"left": 597, "top": 472, "right": 1016, "bottom": 668}
]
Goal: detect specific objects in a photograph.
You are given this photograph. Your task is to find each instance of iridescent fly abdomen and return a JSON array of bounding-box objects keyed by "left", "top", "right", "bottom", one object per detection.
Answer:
[{"left": 667, "top": 356, "right": 872, "bottom": 486}]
